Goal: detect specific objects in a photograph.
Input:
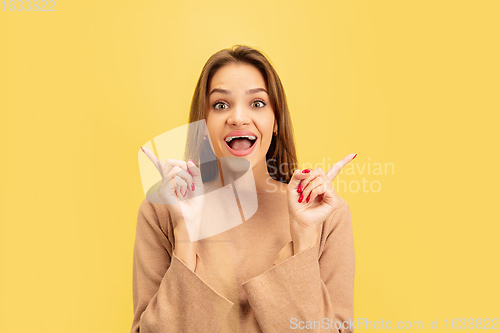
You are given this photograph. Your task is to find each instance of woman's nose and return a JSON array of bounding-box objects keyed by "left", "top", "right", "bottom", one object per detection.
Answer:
[{"left": 227, "top": 105, "right": 251, "bottom": 126}]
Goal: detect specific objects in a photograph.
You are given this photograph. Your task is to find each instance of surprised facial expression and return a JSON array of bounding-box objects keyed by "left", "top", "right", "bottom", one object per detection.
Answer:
[{"left": 205, "top": 62, "right": 277, "bottom": 170}]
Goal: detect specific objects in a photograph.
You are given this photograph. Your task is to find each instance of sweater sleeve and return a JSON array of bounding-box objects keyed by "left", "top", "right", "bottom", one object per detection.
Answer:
[
  {"left": 130, "top": 199, "right": 234, "bottom": 333},
  {"left": 241, "top": 200, "right": 355, "bottom": 333}
]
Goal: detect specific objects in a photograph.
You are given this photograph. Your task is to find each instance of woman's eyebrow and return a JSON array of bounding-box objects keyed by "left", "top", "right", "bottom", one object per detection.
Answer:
[{"left": 209, "top": 88, "right": 268, "bottom": 96}]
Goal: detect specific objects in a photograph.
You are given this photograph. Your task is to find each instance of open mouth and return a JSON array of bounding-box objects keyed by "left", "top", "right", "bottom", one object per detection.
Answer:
[{"left": 224, "top": 135, "right": 257, "bottom": 156}]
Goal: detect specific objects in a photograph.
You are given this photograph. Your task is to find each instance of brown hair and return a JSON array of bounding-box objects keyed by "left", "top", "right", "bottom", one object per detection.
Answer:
[{"left": 184, "top": 45, "right": 298, "bottom": 184}]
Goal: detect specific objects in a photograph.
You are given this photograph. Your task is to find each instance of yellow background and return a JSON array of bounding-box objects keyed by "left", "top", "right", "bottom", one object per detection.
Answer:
[{"left": 1, "top": 0, "right": 499, "bottom": 332}]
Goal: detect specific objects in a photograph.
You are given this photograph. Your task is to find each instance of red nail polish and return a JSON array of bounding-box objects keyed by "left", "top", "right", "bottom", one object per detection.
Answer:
[
  {"left": 297, "top": 184, "right": 302, "bottom": 193},
  {"left": 191, "top": 183, "right": 195, "bottom": 191},
  {"left": 298, "top": 194, "right": 303, "bottom": 203},
  {"left": 306, "top": 193, "right": 311, "bottom": 203},
  {"left": 183, "top": 190, "right": 187, "bottom": 197},
  {"left": 352, "top": 154, "right": 357, "bottom": 160},
  {"left": 141, "top": 147, "right": 145, "bottom": 153},
  {"left": 302, "top": 169, "right": 311, "bottom": 174},
  {"left": 186, "top": 160, "right": 193, "bottom": 176}
]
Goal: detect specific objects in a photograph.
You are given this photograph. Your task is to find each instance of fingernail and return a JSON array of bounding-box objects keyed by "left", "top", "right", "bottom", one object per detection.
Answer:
[
  {"left": 183, "top": 190, "right": 187, "bottom": 197},
  {"left": 306, "top": 193, "right": 310, "bottom": 203},
  {"left": 352, "top": 154, "right": 357, "bottom": 160},
  {"left": 298, "top": 194, "right": 303, "bottom": 203},
  {"left": 141, "top": 147, "right": 145, "bottom": 154},
  {"left": 302, "top": 169, "right": 311, "bottom": 174},
  {"left": 297, "top": 184, "right": 302, "bottom": 193},
  {"left": 188, "top": 159, "right": 194, "bottom": 165},
  {"left": 191, "top": 183, "right": 195, "bottom": 191}
]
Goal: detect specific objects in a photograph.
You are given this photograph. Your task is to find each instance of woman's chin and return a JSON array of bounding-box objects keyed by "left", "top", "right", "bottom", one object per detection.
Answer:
[{"left": 219, "top": 155, "right": 253, "bottom": 173}]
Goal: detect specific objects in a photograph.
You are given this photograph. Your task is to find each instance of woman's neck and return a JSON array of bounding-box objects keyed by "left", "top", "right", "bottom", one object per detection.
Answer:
[{"left": 207, "top": 158, "right": 286, "bottom": 194}]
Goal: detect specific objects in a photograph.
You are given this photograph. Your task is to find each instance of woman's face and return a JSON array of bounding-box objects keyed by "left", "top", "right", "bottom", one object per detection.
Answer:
[{"left": 205, "top": 62, "right": 276, "bottom": 170}]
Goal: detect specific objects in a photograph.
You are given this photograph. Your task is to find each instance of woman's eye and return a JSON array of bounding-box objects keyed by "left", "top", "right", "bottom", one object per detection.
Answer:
[
  {"left": 252, "top": 100, "right": 266, "bottom": 108},
  {"left": 212, "top": 101, "right": 228, "bottom": 110}
]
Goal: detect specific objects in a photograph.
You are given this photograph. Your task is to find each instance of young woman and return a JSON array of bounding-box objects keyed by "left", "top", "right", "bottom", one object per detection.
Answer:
[{"left": 131, "top": 45, "right": 356, "bottom": 333}]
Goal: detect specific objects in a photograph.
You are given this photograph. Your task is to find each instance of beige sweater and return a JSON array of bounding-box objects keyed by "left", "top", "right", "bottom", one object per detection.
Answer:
[{"left": 130, "top": 190, "right": 355, "bottom": 332}]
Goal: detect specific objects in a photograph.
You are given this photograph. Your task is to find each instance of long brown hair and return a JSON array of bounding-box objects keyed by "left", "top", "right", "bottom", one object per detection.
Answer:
[{"left": 184, "top": 45, "right": 298, "bottom": 184}]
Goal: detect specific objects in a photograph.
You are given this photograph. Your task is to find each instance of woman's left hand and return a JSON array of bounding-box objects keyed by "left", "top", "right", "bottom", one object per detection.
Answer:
[{"left": 287, "top": 153, "right": 356, "bottom": 252}]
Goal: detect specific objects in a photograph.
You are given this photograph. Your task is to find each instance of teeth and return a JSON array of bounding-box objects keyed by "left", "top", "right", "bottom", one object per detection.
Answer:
[{"left": 225, "top": 135, "right": 257, "bottom": 143}]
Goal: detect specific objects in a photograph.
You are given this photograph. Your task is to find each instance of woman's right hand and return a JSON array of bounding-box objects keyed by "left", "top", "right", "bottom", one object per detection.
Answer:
[{"left": 141, "top": 147, "right": 204, "bottom": 241}]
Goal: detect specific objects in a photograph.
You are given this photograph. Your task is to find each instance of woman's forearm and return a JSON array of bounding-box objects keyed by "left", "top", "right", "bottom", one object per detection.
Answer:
[
  {"left": 173, "top": 223, "right": 198, "bottom": 271},
  {"left": 290, "top": 219, "right": 321, "bottom": 255}
]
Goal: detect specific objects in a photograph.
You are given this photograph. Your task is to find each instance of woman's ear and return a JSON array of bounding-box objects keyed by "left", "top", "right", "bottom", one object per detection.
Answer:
[{"left": 273, "top": 122, "right": 278, "bottom": 134}]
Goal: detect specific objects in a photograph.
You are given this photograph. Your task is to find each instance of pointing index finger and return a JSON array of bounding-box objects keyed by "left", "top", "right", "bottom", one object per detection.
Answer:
[
  {"left": 326, "top": 153, "right": 357, "bottom": 182},
  {"left": 141, "top": 146, "right": 165, "bottom": 178}
]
